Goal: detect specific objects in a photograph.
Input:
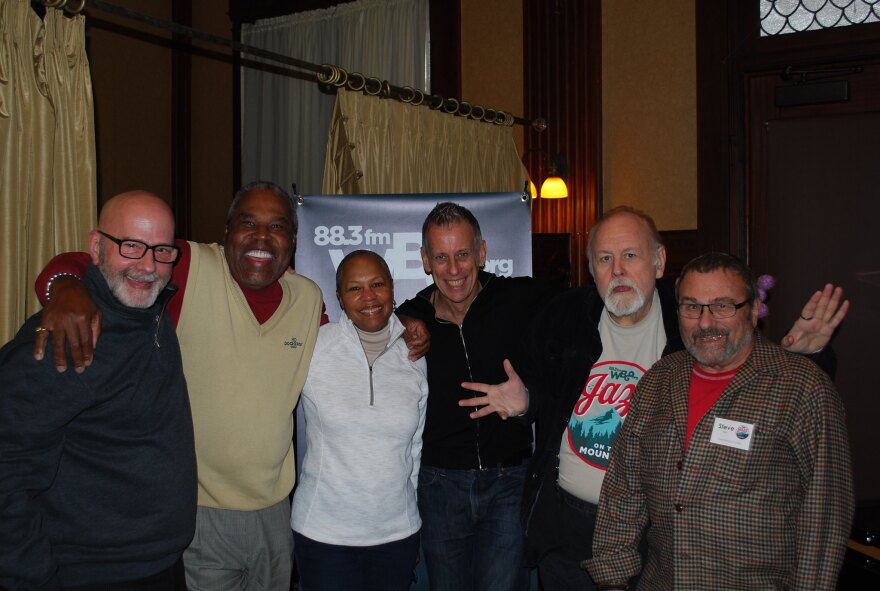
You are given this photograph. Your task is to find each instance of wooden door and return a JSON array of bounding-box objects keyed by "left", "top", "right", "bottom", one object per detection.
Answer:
[{"left": 746, "top": 65, "right": 880, "bottom": 501}]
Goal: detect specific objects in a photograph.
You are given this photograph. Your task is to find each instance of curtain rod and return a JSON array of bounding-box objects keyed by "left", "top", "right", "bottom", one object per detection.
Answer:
[{"left": 38, "top": 0, "right": 548, "bottom": 131}]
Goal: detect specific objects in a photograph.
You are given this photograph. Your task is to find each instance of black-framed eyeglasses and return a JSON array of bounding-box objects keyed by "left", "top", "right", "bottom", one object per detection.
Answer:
[
  {"left": 97, "top": 230, "right": 179, "bottom": 264},
  {"left": 677, "top": 300, "right": 750, "bottom": 319}
]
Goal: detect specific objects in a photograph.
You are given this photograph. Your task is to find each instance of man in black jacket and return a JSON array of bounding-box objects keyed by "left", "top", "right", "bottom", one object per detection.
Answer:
[
  {"left": 0, "top": 191, "right": 196, "bottom": 590},
  {"left": 461, "top": 206, "right": 847, "bottom": 590},
  {"left": 396, "top": 202, "right": 553, "bottom": 591}
]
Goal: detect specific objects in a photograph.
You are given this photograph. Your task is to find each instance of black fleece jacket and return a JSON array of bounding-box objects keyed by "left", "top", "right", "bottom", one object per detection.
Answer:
[
  {"left": 0, "top": 263, "right": 196, "bottom": 590},
  {"left": 396, "top": 271, "right": 555, "bottom": 470}
]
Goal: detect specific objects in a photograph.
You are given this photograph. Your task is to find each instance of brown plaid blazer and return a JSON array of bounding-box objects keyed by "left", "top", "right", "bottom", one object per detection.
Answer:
[{"left": 586, "top": 334, "right": 854, "bottom": 590}]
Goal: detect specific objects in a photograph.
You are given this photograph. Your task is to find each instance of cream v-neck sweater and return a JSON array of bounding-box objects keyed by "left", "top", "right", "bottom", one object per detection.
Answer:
[{"left": 177, "top": 242, "right": 323, "bottom": 510}]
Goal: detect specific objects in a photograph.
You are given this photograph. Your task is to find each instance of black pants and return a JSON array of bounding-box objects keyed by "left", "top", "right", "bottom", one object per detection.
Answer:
[
  {"left": 535, "top": 485, "right": 599, "bottom": 591},
  {"left": 63, "top": 557, "right": 187, "bottom": 591}
]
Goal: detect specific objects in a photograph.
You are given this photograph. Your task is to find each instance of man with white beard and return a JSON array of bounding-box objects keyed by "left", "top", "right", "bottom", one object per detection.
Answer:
[{"left": 460, "top": 206, "right": 847, "bottom": 590}]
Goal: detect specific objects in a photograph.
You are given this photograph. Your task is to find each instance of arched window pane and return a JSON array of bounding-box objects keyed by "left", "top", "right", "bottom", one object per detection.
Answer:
[{"left": 760, "top": 0, "right": 880, "bottom": 36}]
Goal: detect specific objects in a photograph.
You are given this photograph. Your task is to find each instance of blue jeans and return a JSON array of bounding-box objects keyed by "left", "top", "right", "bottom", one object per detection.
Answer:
[
  {"left": 417, "top": 463, "right": 529, "bottom": 591},
  {"left": 293, "top": 531, "right": 420, "bottom": 591}
]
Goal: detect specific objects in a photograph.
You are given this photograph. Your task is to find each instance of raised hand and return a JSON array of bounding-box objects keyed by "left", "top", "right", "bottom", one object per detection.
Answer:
[
  {"left": 782, "top": 284, "right": 849, "bottom": 354},
  {"left": 460, "top": 359, "right": 529, "bottom": 420}
]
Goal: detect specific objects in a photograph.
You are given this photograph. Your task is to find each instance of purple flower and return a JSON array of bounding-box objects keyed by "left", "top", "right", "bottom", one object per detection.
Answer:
[
  {"left": 758, "top": 302, "right": 769, "bottom": 319},
  {"left": 757, "top": 274, "right": 776, "bottom": 291}
]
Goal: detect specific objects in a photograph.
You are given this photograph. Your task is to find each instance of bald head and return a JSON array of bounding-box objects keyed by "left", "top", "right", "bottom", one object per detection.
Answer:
[
  {"left": 97, "top": 191, "right": 175, "bottom": 240},
  {"left": 89, "top": 191, "right": 176, "bottom": 308}
]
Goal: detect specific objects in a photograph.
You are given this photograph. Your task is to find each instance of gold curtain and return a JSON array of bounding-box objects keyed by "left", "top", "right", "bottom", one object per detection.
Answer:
[
  {"left": 322, "top": 88, "right": 527, "bottom": 194},
  {"left": 0, "top": 0, "right": 96, "bottom": 344}
]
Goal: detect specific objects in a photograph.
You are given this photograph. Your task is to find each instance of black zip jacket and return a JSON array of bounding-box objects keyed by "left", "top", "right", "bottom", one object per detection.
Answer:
[
  {"left": 0, "top": 263, "right": 196, "bottom": 589},
  {"left": 396, "top": 271, "right": 554, "bottom": 470}
]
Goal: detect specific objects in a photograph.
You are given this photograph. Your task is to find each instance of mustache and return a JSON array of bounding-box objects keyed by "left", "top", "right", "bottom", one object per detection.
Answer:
[
  {"left": 692, "top": 328, "right": 729, "bottom": 340},
  {"left": 124, "top": 270, "right": 160, "bottom": 283},
  {"left": 606, "top": 277, "right": 636, "bottom": 294}
]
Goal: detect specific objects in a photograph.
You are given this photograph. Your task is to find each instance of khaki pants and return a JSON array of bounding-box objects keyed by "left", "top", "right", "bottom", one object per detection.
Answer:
[{"left": 183, "top": 499, "right": 292, "bottom": 591}]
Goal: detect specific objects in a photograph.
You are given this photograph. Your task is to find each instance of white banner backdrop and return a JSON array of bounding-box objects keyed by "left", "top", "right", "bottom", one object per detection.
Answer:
[{"left": 295, "top": 192, "right": 533, "bottom": 320}]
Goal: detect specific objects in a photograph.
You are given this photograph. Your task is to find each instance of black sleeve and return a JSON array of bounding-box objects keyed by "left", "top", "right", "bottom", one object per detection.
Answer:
[
  {"left": 805, "top": 346, "right": 837, "bottom": 380},
  {"left": 516, "top": 286, "right": 567, "bottom": 424}
]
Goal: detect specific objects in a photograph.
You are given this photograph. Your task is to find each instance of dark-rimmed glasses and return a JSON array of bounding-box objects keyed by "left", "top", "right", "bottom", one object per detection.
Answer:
[
  {"left": 677, "top": 300, "right": 750, "bottom": 319},
  {"left": 97, "top": 230, "right": 179, "bottom": 264}
]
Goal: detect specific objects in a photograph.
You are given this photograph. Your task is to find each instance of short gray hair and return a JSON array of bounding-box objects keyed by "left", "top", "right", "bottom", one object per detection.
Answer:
[
  {"left": 227, "top": 181, "right": 298, "bottom": 235},
  {"left": 421, "top": 202, "right": 482, "bottom": 251}
]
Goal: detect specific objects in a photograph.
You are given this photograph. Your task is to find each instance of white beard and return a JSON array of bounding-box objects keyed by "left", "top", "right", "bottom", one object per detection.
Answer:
[
  {"left": 98, "top": 245, "right": 165, "bottom": 308},
  {"left": 604, "top": 278, "right": 648, "bottom": 318}
]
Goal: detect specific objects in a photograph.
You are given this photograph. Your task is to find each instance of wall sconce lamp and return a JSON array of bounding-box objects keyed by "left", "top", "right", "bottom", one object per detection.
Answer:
[
  {"left": 540, "top": 155, "right": 568, "bottom": 199},
  {"left": 528, "top": 179, "right": 538, "bottom": 198},
  {"left": 522, "top": 150, "right": 569, "bottom": 199}
]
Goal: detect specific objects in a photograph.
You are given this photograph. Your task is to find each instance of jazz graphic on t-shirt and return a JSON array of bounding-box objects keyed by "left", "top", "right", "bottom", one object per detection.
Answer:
[{"left": 566, "top": 360, "right": 646, "bottom": 469}]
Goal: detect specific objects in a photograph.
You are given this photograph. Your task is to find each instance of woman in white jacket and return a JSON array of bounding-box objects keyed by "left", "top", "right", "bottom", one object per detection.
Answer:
[{"left": 291, "top": 250, "right": 428, "bottom": 591}]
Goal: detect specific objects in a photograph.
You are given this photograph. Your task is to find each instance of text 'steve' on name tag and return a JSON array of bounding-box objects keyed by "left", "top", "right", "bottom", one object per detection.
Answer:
[{"left": 709, "top": 417, "right": 755, "bottom": 451}]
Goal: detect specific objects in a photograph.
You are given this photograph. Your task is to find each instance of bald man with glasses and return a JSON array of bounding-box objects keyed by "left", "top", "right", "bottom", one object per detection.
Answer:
[{"left": 0, "top": 191, "right": 195, "bottom": 590}]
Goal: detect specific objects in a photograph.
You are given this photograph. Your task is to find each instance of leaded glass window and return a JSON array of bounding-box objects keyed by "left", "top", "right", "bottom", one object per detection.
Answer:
[{"left": 760, "top": 0, "right": 880, "bottom": 36}]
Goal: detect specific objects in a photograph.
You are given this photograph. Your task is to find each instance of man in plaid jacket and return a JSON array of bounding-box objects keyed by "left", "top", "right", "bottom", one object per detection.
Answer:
[{"left": 586, "top": 252, "right": 854, "bottom": 590}]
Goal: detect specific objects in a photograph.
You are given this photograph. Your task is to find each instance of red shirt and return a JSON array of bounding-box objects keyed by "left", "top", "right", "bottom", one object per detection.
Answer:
[{"left": 685, "top": 363, "right": 738, "bottom": 449}]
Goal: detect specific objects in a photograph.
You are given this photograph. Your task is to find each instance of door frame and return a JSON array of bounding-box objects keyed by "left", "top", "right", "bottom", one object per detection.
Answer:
[{"left": 696, "top": 1, "right": 880, "bottom": 259}]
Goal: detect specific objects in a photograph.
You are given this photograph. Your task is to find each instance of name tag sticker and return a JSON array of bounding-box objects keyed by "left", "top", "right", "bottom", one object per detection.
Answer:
[{"left": 709, "top": 417, "right": 756, "bottom": 451}]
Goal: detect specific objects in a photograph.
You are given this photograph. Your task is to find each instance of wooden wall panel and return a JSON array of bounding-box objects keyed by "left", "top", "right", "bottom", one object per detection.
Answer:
[
  {"left": 86, "top": 0, "right": 175, "bottom": 208},
  {"left": 523, "top": 0, "right": 601, "bottom": 287}
]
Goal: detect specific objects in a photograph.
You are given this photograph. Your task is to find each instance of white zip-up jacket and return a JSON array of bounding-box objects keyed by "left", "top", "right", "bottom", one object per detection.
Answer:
[{"left": 291, "top": 313, "right": 428, "bottom": 545}]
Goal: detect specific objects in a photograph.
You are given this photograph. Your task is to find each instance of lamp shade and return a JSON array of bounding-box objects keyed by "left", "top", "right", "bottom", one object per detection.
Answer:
[
  {"left": 540, "top": 176, "right": 568, "bottom": 199},
  {"left": 529, "top": 179, "right": 538, "bottom": 198}
]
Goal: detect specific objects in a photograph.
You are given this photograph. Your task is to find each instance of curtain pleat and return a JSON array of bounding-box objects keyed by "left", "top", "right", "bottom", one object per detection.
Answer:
[
  {"left": 241, "top": 0, "right": 429, "bottom": 196},
  {"left": 323, "top": 88, "right": 528, "bottom": 194},
  {"left": 0, "top": 0, "right": 96, "bottom": 344}
]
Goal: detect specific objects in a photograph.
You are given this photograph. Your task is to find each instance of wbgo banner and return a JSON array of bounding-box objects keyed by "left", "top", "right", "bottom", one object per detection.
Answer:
[{"left": 295, "top": 192, "right": 533, "bottom": 320}]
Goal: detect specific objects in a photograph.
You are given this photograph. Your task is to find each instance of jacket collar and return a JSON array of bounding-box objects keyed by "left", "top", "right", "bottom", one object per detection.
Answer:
[
  {"left": 657, "top": 277, "right": 683, "bottom": 352},
  {"left": 337, "top": 310, "right": 406, "bottom": 343},
  {"left": 85, "top": 262, "right": 178, "bottom": 318}
]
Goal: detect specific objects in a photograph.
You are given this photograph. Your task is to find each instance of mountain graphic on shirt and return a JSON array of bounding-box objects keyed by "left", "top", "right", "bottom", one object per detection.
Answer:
[{"left": 567, "top": 408, "right": 623, "bottom": 469}]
